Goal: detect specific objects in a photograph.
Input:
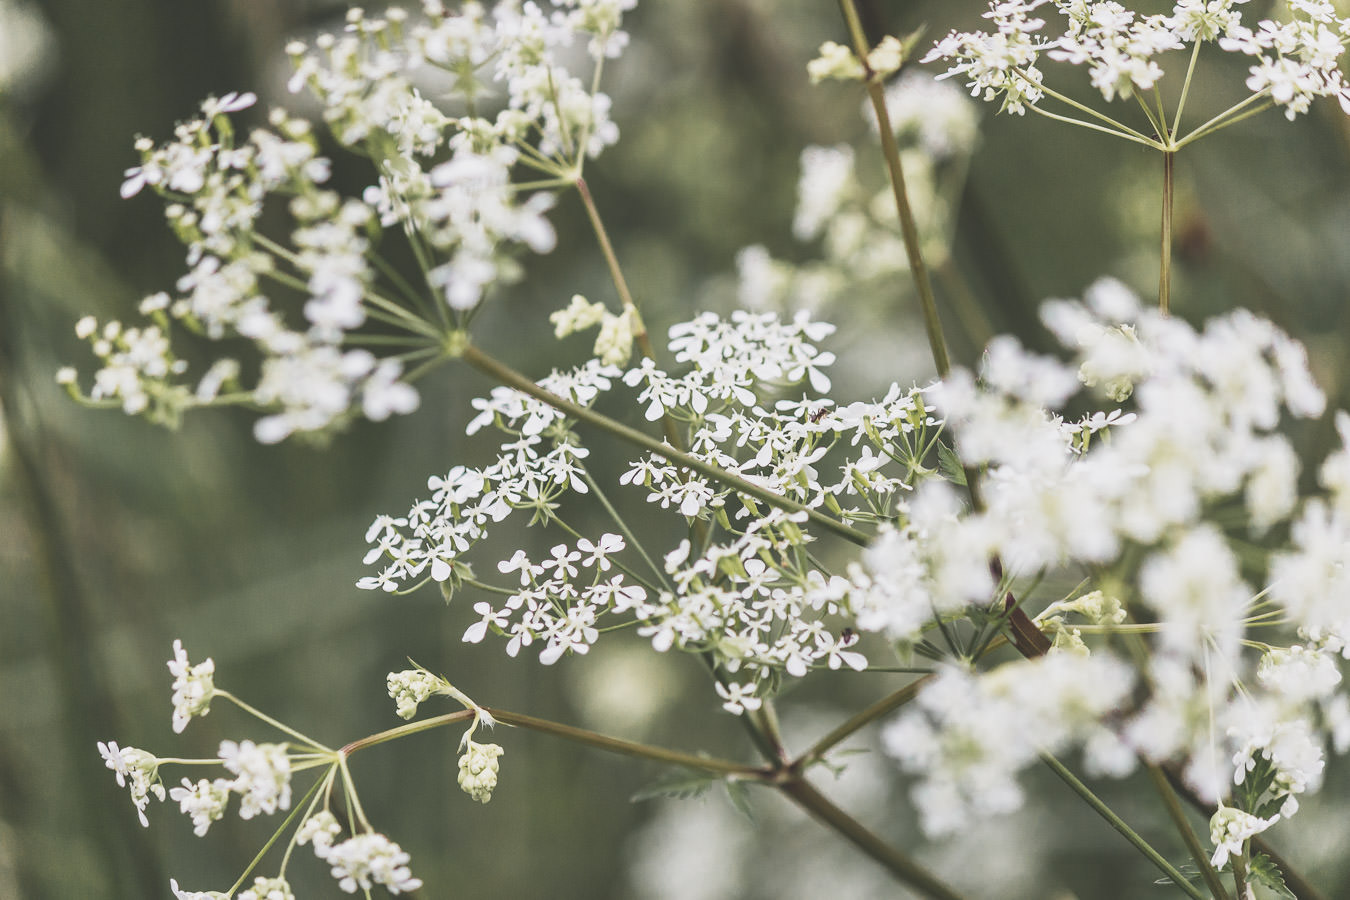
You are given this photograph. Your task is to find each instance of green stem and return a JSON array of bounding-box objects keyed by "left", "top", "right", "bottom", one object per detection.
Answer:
[
  {"left": 459, "top": 344, "right": 871, "bottom": 546},
  {"left": 218, "top": 690, "right": 332, "bottom": 752},
  {"left": 1171, "top": 40, "right": 1203, "bottom": 137},
  {"left": 1034, "top": 81, "right": 1162, "bottom": 146},
  {"left": 1176, "top": 93, "right": 1271, "bottom": 148},
  {"left": 581, "top": 467, "right": 674, "bottom": 591},
  {"left": 342, "top": 707, "right": 761, "bottom": 778},
  {"left": 1041, "top": 753, "right": 1206, "bottom": 900},
  {"left": 1026, "top": 103, "right": 1163, "bottom": 149},
  {"left": 488, "top": 708, "right": 765, "bottom": 777},
  {"left": 1160, "top": 149, "right": 1175, "bottom": 315},
  {"left": 1145, "top": 762, "right": 1231, "bottom": 900},
  {"left": 795, "top": 674, "right": 932, "bottom": 768},
  {"left": 775, "top": 776, "right": 968, "bottom": 900},
  {"left": 224, "top": 772, "right": 329, "bottom": 895}
]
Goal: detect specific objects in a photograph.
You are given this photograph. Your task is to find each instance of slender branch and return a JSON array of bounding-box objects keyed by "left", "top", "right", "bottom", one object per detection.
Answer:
[
  {"left": 1159, "top": 150, "right": 1175, "bottom": 315},
  {"left": 574, "top": 175, "right": 691, "bottom": 452},
  {"left": 796, "top": 674, "right": 933, "bottom": 767},
  {"left": 1040, "top": 753, "right": 1207, "bottom": 900},
  {"left": 486, "top": 708, "right": 765, "bottom": 777},
  {"left": 775, "top": 776, "right": 968, "bottom": 900},
  {"left": 459, "top": 344, "right": 872, "bottom": 545},
  {"left": 1145, "top": 762, "right": 1231, "bottom": 900},
  {"left": 1175, "top": 92, "right": 1270, "bottom": 148},
  {"left": 1171, "top": 40, "right": 1204, "bottom": 137},
  {"left": 341, "top": 706, "right": 762, "bottom": 778},
  {"left": 1026, "top": 103, "right": 1165, "bottom": 149}
]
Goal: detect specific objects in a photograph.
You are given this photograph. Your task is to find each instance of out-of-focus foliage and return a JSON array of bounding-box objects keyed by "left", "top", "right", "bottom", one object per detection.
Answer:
[{"left": 5, "top": 1, "right": 1350, "bottom": 897}]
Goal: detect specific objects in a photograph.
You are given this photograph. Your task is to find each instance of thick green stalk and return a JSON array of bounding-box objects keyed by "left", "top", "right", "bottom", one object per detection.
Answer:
[
  {"left": 459, "top": 343, "right": 871, "bottom": 546},
  {"left": 1041, "top": 753, "right": 1206, "bottom": 900}
]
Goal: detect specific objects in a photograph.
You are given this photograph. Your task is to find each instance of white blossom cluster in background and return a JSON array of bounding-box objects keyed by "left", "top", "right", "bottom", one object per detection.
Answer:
[
  {"left": 736, "top": 71, "right": 978, "bottom": 322},
  {"left": 59, "top": 0, "right": 637, "bottom": 443},
  {"left": 925, "top": 0, "right": 1350, "bottom": 120}
]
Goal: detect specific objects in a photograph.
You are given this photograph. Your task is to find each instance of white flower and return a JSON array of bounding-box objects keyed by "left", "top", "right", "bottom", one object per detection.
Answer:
[
  {"left": 168, "top": 777, "right": 232, "bottom": 836},
  {"left": 219, "top": 740, "right": 292, "bottom": 819},
  {"left": 324, "top": 832, "right": 423, "bottom": 895},
  {"left": 1209, "top": 803, "right": 1279, "bottom": 868},
  {"left": 168, "top": 639, "right": 215, "bottom": 734},
  {"left": 98, "top": 740, "right": 164, "bottom": 827}
]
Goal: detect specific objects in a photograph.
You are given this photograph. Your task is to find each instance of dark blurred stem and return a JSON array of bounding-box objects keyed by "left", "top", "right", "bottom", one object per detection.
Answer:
[
  {"left": 775, "top": 776, "right": 968, "bottom": 900},
  {"left": 1145, "top": 762, "right": 1230, "bottom": 900},
  {"left": 574, "top": 175, "right": 706, "bottom": 548},
  {"left": 0, "top": 264, "right": 162, "bottom": 893},
  {"left": 837, "top": 0, "right": 951, "bottom": 379},
  {"left": 1159, "top": 150, "right": 1174, "bottom": 315}
]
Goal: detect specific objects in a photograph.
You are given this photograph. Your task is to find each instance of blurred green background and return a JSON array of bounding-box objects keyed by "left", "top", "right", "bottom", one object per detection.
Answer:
[{"left": 5, "top": 0, "right": 1350, "bottom": 897}]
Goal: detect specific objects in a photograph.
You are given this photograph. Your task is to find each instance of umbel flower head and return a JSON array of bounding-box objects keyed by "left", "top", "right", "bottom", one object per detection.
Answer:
[
  {"left": 924, "top": 0, "right": 1350, "bottom": 122},
  {"left": 62, "top": 0, "right": 640, "bottom": 445}
]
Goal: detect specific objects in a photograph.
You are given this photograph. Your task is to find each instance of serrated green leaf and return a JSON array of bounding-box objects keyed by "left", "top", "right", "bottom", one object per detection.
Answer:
[
  {"left": 630, "top": 769, "right": 718, "bottom": 804},
  {"left": 723, "top": 779, "right": 756, "bottom": 825},
  {"left": 1248, "top": 853, "right": 1297, "bottom": 899},
  {"left": 936, "top": 442, "right": 967, "bottom": 486}
]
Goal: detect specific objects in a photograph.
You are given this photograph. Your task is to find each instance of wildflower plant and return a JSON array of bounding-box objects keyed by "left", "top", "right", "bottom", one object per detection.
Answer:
[{"left": 72, "top": 0, "right": 1350, "bottom": 898}]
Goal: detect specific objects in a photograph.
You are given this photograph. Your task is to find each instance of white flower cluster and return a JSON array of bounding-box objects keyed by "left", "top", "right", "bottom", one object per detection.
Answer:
[
  {"left": 168, "top": 637, "right": 216, "bottom": 733},
  {"left": 65, "top": 0, "right": 639, "bottom": 444},
  {"left": 884, "top": 655, "right": 1136, "bottom": 836},
  {"left": 300, "top": 811, "right": 423, "bottom": 895},
  {"left": 387, "top": 311, "right": 943, "bottom": 709},
  {"left": 924, "top": 0, "right": 1350, "bottom": 120},
  {"left": 462, "top": 533, "right": 644, "bottom": 663},
  {"left": 359, "top": 359, "right": 619, "bottom": 594},
  {"left": 831, "top": 278, "right": 1350, "bottom": 846},
  {"left": 290, "top": 0, "right": 631, "bottom": 310},
  {"left": 739, "top": 72, "right": 976, "bottom": 321}
]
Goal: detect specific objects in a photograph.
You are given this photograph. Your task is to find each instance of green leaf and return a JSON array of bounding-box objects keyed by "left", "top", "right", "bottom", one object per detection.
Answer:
[
  {"left": 630, "top": 769, "right": 718, "bottom": 804},
  {"left": 936, "top": 441, "right": 967, "bottom": 486},
  {"left": 1248, "top": 853, "right": 1296, "bottom": 899},
  {"left": 722, "top": 778, "right": 756, "bottom": 824}
]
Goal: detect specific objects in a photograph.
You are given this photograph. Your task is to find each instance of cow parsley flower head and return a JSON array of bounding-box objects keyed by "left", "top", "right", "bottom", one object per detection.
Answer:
[
  {"left": 324, "top": 832, "right": 423, "bottom": 895},
  {"left": 169, "top": 777, "right": 232, "bottom": 836},
  {"left": 219, "top": 739, "right": 293, "bottom": 820},
  {"left": 924, "top": 0, "right": 1350, "bottom": 123}
]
